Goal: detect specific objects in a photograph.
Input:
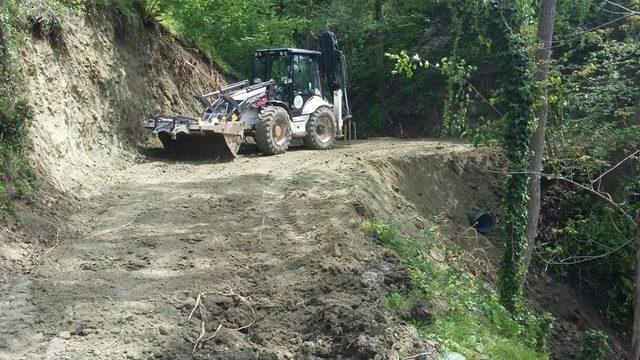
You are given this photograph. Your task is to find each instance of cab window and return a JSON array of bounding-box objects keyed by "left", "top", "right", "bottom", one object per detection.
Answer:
[{"left": 292, "top": 55, "right": 321, "bottom": 97}]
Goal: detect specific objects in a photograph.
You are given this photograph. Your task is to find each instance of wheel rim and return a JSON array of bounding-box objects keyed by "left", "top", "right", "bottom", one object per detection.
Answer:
[
  {"left": 272, "top": 117, "right": 288, "bottom": 146},
  {"left": 316, "top": 116, "right": 333, "bottom": 143}
]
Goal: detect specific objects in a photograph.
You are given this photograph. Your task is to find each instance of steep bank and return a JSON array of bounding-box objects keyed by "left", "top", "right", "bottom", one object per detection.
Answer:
[{"left": 17, "top": 2, "right": 226, "bottom": 194}]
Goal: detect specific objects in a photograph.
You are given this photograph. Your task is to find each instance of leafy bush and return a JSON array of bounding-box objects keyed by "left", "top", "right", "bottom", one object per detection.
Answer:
[
  {"left": 0, "top": 4, "right": 37, "bottom": 219},
  {"left": 0, "top": 99, "right": 36, "bottom": 219},
  {"left": 157, "top": 0, "right": 302, "bottom": 77},
  {"left": 364, "top": 220, "right": 551, "bottom": 359},
  {"left": 577, "top": 330, "right": 611, "bottom": 360}
]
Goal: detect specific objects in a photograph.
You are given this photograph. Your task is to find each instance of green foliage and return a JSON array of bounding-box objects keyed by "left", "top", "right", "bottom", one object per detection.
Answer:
[
  {"left": 440, "top": 57, "right": 475, "bottom": 138},
  {"left": 535, "top": 1, "right": 640, "bottom": 331},
  {"left": 481, "top": 1, "right": 536, "bottom": 314},
  {"left": 577, "top": 330, "right": 611, "bottom": 360},
  {"left": 386, "top": 52, "right": 475, "bottom": 138},
  {"left": 364, "top": 220, "right": 550, "bottom": 359},
  {"left": 157, "top": 0, "right": 302, "bottom": 77},
  {"left": 0, "top": 3, "right": 37, "bottom": 219}
]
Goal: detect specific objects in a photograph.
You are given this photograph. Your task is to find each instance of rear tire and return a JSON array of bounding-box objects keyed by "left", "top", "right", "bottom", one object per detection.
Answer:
[
  {"left": 303, "top": 107, "right": 336, "bottom": 150},
  {"left": 255, "top": 106, "right": 292, "bottom": 155}
]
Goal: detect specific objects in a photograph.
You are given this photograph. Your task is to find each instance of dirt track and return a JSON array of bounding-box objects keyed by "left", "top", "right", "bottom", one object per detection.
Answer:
[{"left": 1, "top": 139, "right": 499, "bottom": 360}]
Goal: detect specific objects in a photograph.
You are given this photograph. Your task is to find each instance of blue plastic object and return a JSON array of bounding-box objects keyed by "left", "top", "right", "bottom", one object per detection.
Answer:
[{"left": 468, "top": 211, "right": 494, "bottom": 233}]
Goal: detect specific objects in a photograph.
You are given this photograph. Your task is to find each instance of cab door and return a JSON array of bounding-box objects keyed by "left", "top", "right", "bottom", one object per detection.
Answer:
[{"left": 291, "top": 54, "right": 322, "bottom": 117}]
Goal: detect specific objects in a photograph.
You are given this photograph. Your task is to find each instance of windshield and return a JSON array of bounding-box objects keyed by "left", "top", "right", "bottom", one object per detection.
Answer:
[
  {"left": 292, "top": 54, "right": 321, "bottom": 97},
  {"left": 253, "top": 55, "right": 291, "bottom": 85}
]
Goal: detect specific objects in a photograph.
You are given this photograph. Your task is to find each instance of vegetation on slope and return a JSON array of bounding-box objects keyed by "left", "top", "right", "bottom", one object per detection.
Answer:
[
  {"left": 0, "top": 1, "right": 36, "bottom": 219},
  {"left": 364, "top": 220, "right": 551, "bottom": 359}
]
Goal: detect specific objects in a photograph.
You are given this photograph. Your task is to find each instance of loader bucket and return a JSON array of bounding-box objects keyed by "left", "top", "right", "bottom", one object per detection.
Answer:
[{"left": 156, "top": 122, "right": 244, "bottom": 159}]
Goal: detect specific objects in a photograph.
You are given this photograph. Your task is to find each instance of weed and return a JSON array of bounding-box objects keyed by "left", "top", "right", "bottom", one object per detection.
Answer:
[
  {"left": 0, "top": 3, "right": 37, "bottom": 220},
  {"left": 364, "top": 220, "right": 550, "bottom": 359},
  {"left": 577, "top": 330, "right": 611, "bottom": 360}
]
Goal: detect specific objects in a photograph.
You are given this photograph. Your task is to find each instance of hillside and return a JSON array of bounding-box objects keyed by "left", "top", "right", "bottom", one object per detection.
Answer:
[{"left": 0, "top": 1, "right": 635, "bottom": 360}]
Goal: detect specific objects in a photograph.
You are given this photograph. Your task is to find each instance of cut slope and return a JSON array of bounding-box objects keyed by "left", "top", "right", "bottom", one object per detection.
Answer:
[{"left": 17, "top": 3, "right": 226, "bottom": 194}]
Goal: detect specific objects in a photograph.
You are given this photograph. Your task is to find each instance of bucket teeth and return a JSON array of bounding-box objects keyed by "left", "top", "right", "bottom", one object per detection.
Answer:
[{"left": 223, "top": 134, "right": 242, "bottom": 158}]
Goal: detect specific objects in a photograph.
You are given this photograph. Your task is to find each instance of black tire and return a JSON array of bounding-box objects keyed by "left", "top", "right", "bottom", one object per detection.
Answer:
[
  {"left": 255, "top": 106, "right": 292, "bottom": 155},
  {"left": 303, "top": 107, "right": 336, "bottom": 150}
]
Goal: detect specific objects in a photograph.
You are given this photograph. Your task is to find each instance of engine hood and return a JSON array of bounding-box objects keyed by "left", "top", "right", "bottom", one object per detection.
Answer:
[{"left": 230, "top": 86, "right": 268, "bottom": 102}]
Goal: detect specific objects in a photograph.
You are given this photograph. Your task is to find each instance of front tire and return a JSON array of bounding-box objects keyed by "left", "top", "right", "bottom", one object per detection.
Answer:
[
  {"left": 303, "top": 107, "right": 336, "bottom": 150},
  {"left": 255, "top": 106, "right": 292, "bottom": 155}
]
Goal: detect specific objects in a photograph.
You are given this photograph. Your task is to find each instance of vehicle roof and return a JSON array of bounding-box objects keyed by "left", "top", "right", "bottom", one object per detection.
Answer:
[{"left": 255, "top": 48, "right": 322, "bottom": 56}]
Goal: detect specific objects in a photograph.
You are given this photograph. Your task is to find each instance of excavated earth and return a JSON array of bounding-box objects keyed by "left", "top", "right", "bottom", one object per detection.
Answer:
[{"left": 0, "top": 140, "right": 501, "bottom": 360}]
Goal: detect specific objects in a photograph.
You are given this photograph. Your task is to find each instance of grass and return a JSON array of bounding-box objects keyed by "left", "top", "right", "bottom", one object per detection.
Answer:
[{"left": 364, "top": 220, "right": 550, "bottom": 360}]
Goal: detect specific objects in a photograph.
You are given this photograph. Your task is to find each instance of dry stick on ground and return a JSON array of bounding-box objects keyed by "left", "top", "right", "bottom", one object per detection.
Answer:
[
  {"left": 403, "top": 348, "right": 438, "bottom": 360},
  {"left": 45, "top": 229, "right": 60, "bottom": 255},
  {"left": 91, "top": 221, "right": 134, "bottom": 238},
  {"left": 188, "top": 293, "right": 206, "bottom": 354},
  {"left": 98, "top": 329, "right": 123, "bottom": 353},
  {"left": 188, "top": 286, "right": 257, "bottom": 353}
]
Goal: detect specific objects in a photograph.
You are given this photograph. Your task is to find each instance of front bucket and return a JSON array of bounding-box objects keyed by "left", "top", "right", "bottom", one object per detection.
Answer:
[{"left": 158, "top": 132, "right": 243, "bottom": 159}]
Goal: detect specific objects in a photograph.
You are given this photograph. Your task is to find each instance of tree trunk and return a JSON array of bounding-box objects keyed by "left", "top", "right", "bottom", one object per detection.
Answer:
[
  {"left": 523, "top": 0, "right": 558, "bottom": 272},
  {"left": 374, "top": 0, "right": 384, "bottom": 100},
  {"left": 633, "top": 211, "right": 640, "bottom": 360},
  {"left": 304, "top": 0, "right": 312, "bottom": 49}
]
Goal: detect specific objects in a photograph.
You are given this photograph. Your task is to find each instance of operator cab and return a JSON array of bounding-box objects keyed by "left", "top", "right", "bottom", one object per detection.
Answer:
[{"left": 252, "top": 48, "right": 323, "bottom": 116}]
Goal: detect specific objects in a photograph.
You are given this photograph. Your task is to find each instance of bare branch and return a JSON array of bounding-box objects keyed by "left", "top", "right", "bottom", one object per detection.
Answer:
[
  {"left": 480, "top": 166, "right": 637, "bottom": 226},
  {"left": 603, "top": 0, "right": 639, "bottom": 15},
  {"left": 592, "top": 149, "right": 639, "bottom": 188}
]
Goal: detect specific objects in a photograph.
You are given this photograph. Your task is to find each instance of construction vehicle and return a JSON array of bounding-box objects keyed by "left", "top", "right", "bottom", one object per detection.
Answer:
[{"left": 143, "top": 31, "right": 352, "bottom": 157}]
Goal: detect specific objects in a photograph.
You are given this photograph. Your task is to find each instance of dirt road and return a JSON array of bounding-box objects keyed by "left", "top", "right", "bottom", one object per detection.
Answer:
[{"left": 0, "top": 139, "right": 498, "bottom": 360}]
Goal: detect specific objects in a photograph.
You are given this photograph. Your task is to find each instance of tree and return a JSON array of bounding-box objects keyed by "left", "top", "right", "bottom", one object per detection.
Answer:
[
  {"left": 633, "top": 211, "right": 640, "bottom": 360},
  {"left": 523, "top": 0, "right": 558, "bottom": 271},
  {"left": 305, "top": 0, "right": 312, "bottom": 49},
  {"left": 490, "top": 0, "right": 536, "bottom": 313},
  {"left": 374, "top": 0, "right": 384, "bottom": 101}
]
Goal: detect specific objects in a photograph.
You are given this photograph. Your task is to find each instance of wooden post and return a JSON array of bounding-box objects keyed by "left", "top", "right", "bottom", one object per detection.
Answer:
[{"left": 632, "top": 211, "right": 640, "bottom": 360}]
